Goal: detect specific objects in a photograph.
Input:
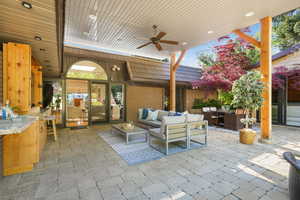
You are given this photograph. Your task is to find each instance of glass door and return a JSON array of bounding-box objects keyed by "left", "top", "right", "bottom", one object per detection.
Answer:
[
  {"left": 66, "top": 79, "right": 89, "bottom": 127},
  {"left": 90, "top": 82, "right": 107, "bottom": 123},
  {"left": 110, "top": 84, "right": 125, "bottom": 121}
]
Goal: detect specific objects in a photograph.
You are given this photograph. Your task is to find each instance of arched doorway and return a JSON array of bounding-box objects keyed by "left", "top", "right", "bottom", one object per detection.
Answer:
[{"left": 65, "top": 60, "right": 109, "bottom": 127}]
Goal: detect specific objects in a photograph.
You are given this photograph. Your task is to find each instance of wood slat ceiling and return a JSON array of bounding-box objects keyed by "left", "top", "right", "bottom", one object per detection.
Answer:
[
  {"left": 0, "top": 0, "right": 60, "bottom": 77},
  {"left": 64, "top": 0, "right": 299, "bottom": 61}
]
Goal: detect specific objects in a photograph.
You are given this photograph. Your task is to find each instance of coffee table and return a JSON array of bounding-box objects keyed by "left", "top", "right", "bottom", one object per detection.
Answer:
[{"left": 111, "top": 124, "right": 148, "bottom": 144}]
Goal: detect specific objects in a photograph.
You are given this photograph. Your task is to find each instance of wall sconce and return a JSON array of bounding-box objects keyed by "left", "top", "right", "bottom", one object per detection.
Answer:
[{"left": 112, "top": 65, "right": 120, "bottom": 71}]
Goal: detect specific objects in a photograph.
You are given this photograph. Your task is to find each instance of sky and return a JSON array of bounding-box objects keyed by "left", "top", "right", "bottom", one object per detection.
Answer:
[{"left": 180, "top": 23, "right": 261, "bottom": 68}]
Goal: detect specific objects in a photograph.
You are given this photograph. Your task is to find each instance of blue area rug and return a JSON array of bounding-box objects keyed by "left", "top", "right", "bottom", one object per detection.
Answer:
[{"left": 98, "top": 130, "right": 203, "bottom": 165}]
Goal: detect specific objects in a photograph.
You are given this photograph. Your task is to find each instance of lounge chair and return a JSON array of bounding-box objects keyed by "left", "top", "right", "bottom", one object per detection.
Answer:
[{"left": 148, "top": 116, "right": 188, "bottom": 155}]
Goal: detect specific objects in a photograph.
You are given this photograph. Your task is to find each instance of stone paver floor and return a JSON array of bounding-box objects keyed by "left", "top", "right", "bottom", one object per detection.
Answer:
[{"left": 1, "top": 125, "right": 299, "bottom": 200}]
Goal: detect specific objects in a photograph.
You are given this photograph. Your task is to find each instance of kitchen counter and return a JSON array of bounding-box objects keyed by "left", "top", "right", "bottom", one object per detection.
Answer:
[{"left": 0, "top": 116, "right": 38, "bottom": 136}]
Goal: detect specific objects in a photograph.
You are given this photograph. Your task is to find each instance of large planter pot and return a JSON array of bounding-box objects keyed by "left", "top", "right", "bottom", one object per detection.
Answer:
[
  {"left": 283, "top": 152, "right": 300, "bottom": 200},
  {"left": 239, "top": 128, "right": 256, "bottom": 144}
]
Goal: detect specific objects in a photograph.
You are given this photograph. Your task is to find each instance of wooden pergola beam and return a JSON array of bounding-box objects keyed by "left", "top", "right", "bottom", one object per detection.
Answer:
[
  {"left": 169, "top": 50, "right": 186, "bottom": 111},
  {"left": 233, "top": 29, "right": 261, "bottom": 48}
]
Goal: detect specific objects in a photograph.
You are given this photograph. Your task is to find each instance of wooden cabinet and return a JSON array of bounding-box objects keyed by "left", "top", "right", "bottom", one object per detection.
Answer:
[{"left": 3, "top": 42, "right": 31, "bottom": 113}]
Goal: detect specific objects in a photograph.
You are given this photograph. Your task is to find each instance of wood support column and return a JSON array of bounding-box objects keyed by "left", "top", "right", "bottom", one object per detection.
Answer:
[
  {"left": 169, "top": 50, "right": 186, "bottom": 111},
  {"left": 233, "top": 16, "right": 272, "bottom": 140},
  {"left": 260, "top": 16, "right": 272, "bottom": 139}
]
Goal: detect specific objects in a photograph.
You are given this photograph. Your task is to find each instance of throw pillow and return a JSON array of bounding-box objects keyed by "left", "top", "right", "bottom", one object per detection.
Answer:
[
  {"left": 157, "top": 111, "right": 169, "bottom": 121},
  {"left": 142, "top": 108, "right": 149, "bottom": 120},
  {"left": 146, "top": 110, "right": 154, "bottom": 120},
  {"left": 151, "top": 110, "right": 159, "bottom": 120},
  {"left": 138, "top": 108, "right": 143, "bottom": 119}
]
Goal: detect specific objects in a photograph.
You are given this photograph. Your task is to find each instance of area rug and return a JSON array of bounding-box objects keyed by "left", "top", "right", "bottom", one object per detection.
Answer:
[{"left": 98, "top": 131, "right": 203, "bottom": 165}]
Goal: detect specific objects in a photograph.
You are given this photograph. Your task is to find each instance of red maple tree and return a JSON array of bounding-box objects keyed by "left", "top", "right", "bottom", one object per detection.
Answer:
[{"left": 192, "top": 37, "right": 252, "bottom": 91}]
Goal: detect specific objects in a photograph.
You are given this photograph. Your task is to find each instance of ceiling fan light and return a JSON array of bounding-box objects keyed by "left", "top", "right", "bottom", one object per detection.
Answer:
[{"left": 34, "top": 36, "right": 42, "bottom": 41}]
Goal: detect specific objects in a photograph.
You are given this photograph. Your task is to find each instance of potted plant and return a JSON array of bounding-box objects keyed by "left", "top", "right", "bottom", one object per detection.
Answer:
[{"left": 231, "top": 71, "right": 264, "bottom": 144}]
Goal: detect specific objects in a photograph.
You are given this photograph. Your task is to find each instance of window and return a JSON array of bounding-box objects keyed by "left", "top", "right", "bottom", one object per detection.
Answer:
[{"left": 66, "top": 60, "right": 108, "bottom": 80}]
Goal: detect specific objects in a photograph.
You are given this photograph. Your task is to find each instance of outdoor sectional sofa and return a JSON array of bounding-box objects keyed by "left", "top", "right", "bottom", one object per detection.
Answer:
[{"left": 137, "top": 109, "right": 208, "bottom": 155}]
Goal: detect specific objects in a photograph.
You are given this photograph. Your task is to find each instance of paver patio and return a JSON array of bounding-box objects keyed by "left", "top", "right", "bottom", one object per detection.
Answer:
[{"left": 1, "top": 125, "right": 299, "bottom": 200}]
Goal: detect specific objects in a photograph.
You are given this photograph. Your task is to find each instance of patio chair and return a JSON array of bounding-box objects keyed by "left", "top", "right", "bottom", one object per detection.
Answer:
[
  {"left": 148, "top": 116, "right": 188, "bottom": 155},
  {"left": 186, "top": 114, "right": 208, "bottom": 148}
]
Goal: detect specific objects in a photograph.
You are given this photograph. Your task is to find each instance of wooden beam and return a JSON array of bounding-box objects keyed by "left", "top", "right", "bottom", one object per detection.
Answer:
[
  {"left": 260, "top": 16, "right": 272, "bottom": 140},
  {"left": 173, "top": 49, "right": 187, "bottom": 71},
  {"left": 233, "top": 29, "right": 261, "bottom": 48}
]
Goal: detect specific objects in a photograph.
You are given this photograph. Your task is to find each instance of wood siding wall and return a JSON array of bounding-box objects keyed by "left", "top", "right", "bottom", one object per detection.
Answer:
[
  {"left": 126, "top": 85, "right": 164, "bottom": 121},
  {"left": 184, "top": 89, "right": 217, "bottom": 112}
]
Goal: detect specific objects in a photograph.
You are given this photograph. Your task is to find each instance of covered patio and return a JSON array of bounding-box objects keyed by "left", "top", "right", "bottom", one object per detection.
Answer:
[
  {"left": 1, "top": 125, "right": 299, "bottom": 200},
  {"left": 0, "top": 0, "right": 300, "bottom": 200}
]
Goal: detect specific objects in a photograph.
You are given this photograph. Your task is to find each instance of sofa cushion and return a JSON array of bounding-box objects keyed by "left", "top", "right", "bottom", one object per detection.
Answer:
[
  {"left": 149, "top": 128, "right": 165, "bottom": 139},
  {"left": 138, "top": 119, "right": 161, "bottom": 128},
  {"left": 157, "top": 111, "right": 169, "bottom": 121},
  {"left": 160, "top": 116, "right": 186, "bottom": 135},
  {"left": 186, "top": 114, "right": 204, "bottom": 122}
]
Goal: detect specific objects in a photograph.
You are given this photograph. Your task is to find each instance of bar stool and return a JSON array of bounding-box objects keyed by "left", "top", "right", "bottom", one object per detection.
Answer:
[{"left": 44, "top": 115, "right": 57, "bottom": 141}]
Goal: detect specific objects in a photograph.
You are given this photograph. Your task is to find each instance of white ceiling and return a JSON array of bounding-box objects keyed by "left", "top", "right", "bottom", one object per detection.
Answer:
[
  {"left": 0, "top": 0, "right": 59, "bottom": 76},
  {"left": 64, "top": 0, "right": 300, "bottom": 60}
]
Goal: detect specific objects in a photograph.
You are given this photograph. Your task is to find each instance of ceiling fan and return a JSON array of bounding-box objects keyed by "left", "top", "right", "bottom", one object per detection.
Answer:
[{"left": 136, "top": 25, "right": 179, "bottom": 51}]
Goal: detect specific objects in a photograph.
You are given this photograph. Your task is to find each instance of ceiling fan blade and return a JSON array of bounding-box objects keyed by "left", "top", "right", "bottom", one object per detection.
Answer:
[
  {"left": 155, "top": 43, "right": 162, "bottom": 51},
  {"left": 159, "top": 40, "right": 179, "bottom": 45},
  {"left": 156, "top": 32, "right": 166, "bottom": 40},
  {"left": 136, "top": 42, "right": 152, "bottom": 49}
]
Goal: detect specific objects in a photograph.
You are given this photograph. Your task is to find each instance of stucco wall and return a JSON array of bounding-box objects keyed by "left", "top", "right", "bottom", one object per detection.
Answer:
[{"left": 126, "top": 85, "right": 164, "bottom": 121}]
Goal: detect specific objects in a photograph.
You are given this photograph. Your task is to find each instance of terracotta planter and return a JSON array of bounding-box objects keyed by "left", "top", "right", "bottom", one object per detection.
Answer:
[{"left": 239, "top": 128, "right": 256, "bottom": 144}]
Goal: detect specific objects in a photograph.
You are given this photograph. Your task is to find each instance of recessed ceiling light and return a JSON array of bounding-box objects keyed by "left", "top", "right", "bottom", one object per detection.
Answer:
[
  {"left": 208, "top": 30, "right": 214, "bottom": 34},
  {"left": 40, "top": 48, "right": 46, "bottom": 51},
  {"left": 22, "top": 1, "right": 32, "bottom": 9},
  {"left": 34, "top": 36, "right": 42, "bottom": 41},
  {"left": 181, "top": 42, "right": 188, "bottom": 46},
  {"left": 245, "top": 11, "right": 255, "bottom": 17}
]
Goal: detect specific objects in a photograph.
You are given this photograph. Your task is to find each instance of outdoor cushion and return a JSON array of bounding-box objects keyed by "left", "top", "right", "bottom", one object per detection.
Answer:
[
  {"left": 138, "top": 119, "right": 161, "bottom": 128},
  {"left": 149, "top": 128, "right": 165, "bottom": 139},
  {"left": 202, "top": 107, "right": 210, "bottom": 112},
  {"left": 210, "top": 107, "right": 217, "bottom": 111},
  {"left": 157, "top": 111, "right": 169, "bottom": 121},
  {"left": 160, "top": 116, "right": 186, "bottom": 135},
  {"left": 186, "top": 114, "right": 204, "bottom": 122}
]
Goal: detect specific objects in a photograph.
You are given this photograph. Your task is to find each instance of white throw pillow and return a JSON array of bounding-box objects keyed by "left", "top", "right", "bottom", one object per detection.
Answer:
[
  {"left": 210, "top": 107, "right": 217, "bottom": 111},
  {"left": 151, "top": 110, "right": 159, "bottom": 120},
  {"left": 138, "top": 108, "right": 143, "bottom": 119},
  {"left": 145, "top": 110, "right": 153, "bottom": 121},
  {"left": 202, "top": 107, "right": 210, "bottom": 112}
]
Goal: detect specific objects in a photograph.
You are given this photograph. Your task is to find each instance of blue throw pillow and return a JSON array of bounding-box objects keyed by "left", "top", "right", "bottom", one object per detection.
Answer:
[
  {"left": 142, "top": 108, "right": 149, "bottom": 119},
  {"left": 175, "top": 112, "right": 182, "bottom": 116}
]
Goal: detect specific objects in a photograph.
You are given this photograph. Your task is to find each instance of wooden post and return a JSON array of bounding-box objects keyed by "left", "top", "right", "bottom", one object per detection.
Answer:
[
  {"left": 260, "top": 16, "right": 272, "bottom": 140},
  {"left": 169, "top": 53, "right": 176, "bottom": 111},
  {"left": 169, "top": 50, "right": 186, "bottom": 111},
  {"left": 233, "top": 16, "right": 272, "bottom": 141}
]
